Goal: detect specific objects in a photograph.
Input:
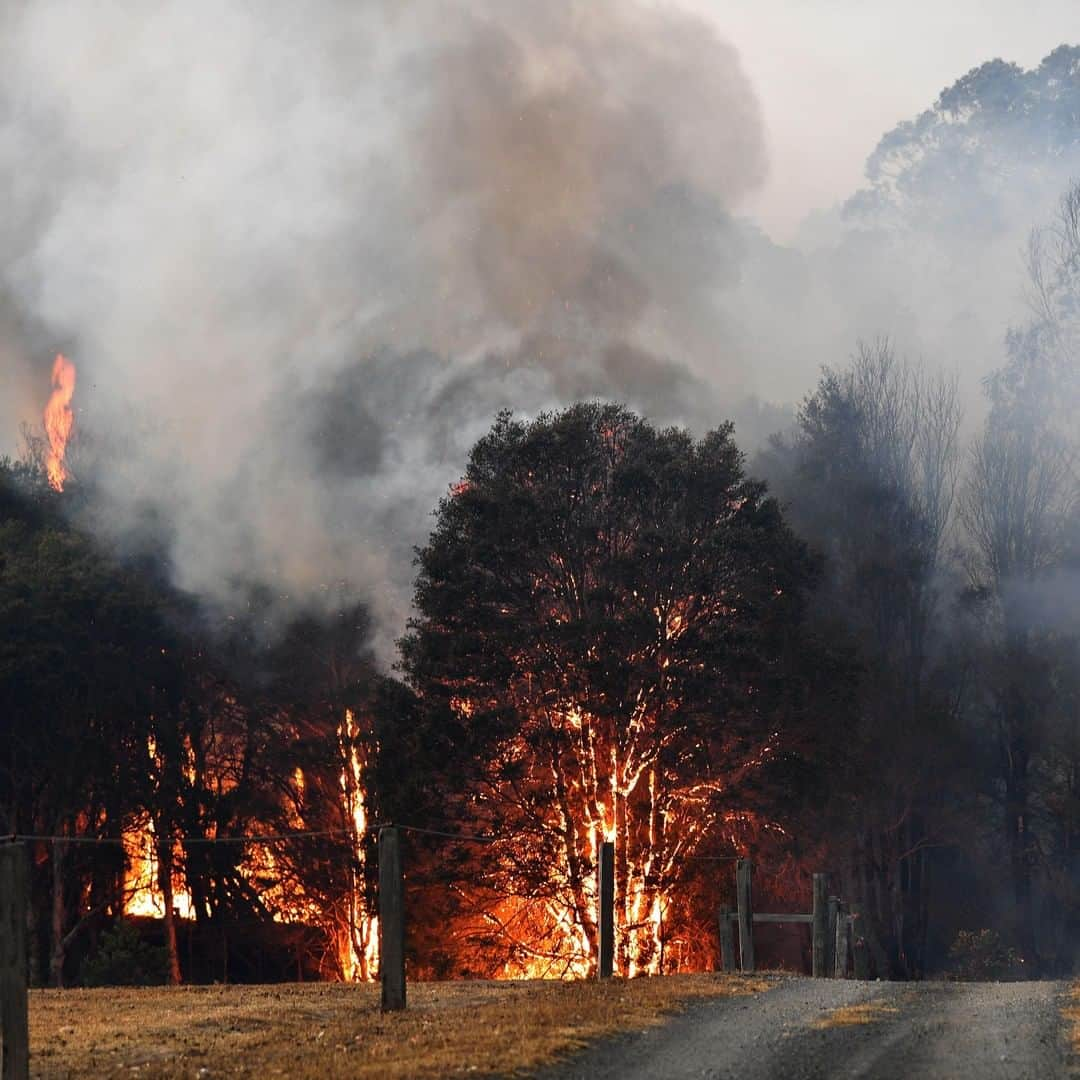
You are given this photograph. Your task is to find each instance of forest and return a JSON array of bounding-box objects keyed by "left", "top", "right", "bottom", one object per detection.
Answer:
[{"left": 2, "top": 44, "right": 1079, "bottom": 989}]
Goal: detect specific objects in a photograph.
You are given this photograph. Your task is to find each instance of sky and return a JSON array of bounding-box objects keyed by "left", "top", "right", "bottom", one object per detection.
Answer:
[{"left": 688, "top": 0, "right": 1079, "bottom": 239}]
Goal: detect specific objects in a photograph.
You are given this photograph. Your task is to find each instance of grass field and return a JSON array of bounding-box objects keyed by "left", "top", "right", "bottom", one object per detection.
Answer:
[
  {"left": 29, "top": 973, "right": 769, "bottom": 1078},
  {"left": 1061, "top": 980, "right": 1080, "bottom": 1055}
]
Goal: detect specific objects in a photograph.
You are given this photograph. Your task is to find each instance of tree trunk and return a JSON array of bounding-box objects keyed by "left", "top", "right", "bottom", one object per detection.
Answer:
[
  {"left": 49, "top": 839, "right": 67, "bottom": 987},
  {"left": 1007, "top": 737, "right": 1037, "bottom": 967},
  {"left": 158, "top": 838, "right": 182, "bottom": 984},
  {"left": 27, "top": 863, "right": 41, "bottom": 987},
  {"left": 865, "top": 829, "right": 891, "bottom": 978},
  {"left": 614, "top": 786, "right": 629, "bottom": 975},
  {"left": 551, "top": 750, "right": 596, "bottom": 967},
  {"left": 898, "top": 812, "right": 929, "bottom": 979}
]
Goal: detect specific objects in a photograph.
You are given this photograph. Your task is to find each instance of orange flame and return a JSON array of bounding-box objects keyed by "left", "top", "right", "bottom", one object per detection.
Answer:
[
  {"left": 44, "top": 353, "right": 76, "bottom": 491},
  {"left": 338, "top": 708, "right": 379, "bottom": 980},
  {"left": 122, "top": 814, "right": 195, "bottom": 920},
  {"left": 121, "top": 717, "right": 379, "bottom": 983},
  {"left": 123, "top": 735, "right": 194, "bottom": 920}
]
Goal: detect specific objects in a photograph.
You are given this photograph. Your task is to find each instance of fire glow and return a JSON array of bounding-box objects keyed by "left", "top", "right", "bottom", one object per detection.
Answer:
[
  {"left": 120, "top": 711, "right": 379, "bottom": 982},
  {"left": 338, "top": 708, "right": 380, "bottom": 981},
  {"left": 454, "top": 693, "right": 741, "bottom": 980},
  {"left": 44, "top": 353, "right": 76, "bottom": 491}
]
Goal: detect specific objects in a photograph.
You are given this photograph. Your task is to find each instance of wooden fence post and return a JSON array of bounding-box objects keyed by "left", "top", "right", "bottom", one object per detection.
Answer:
[
  {"left": 718, "top": 907, "right": 735, "bottom": 973},
  {"left": 598, "top": 841, "right": 614, "bottom": 979},
  {"left": 850, "top": 901, "right": 870, "bottom": 980},
  {"left": 1, "top": 844, "right": 29, "bottom": 1080},
  {"left": 835, "top": 910, "right": 851, "bottom": 979},
  {"left": 826, "top": 895, "right": 838, "bottom": 977},
  {"left": 736, "top": 859, "right": 754, "bottom": 973},
  {"left": 378, "top": 827, "right": 405, "bottom": 1011},
  {"left": 811, "top": 874, "right": 827, "bottom": 978}
]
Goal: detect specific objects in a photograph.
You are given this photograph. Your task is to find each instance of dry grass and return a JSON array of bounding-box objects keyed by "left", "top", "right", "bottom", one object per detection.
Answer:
[
  {"left": 1061, "top": 981, "right": 1080, "bottom": 1056},
  {"left": 29, "top": 973, "right": 769, "bottom": 1079},
  {"left": 812, "top": 1001, "right": 899, "bottom": 1029}
]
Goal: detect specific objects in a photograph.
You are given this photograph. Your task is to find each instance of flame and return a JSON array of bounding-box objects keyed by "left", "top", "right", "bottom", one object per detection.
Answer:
[
  {"left": 337, "top": 708, "right": 379, "bottom": 981},
  {"left": 123, "top": 735, "right": 194, "bottom": 920},
  {"left": 122, "top": 813, "right": 195, "bottom": 920},
  {"left": 43, "top": 353, "right": 76, "bottom": 491},
  {"left": 121, "top": 714, "right": 380, "bottom": 983},
  {"left": 447, "top": 645, "right": 782, "bottom": 979}
]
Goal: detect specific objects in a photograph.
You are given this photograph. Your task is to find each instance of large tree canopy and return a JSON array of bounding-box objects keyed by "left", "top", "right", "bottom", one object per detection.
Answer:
[
  {"left": 401, "top": 403, "right": 831, "bottom": 976},
  {"left": 847, "top": 46, "right": 1080, "bottom": 233}
]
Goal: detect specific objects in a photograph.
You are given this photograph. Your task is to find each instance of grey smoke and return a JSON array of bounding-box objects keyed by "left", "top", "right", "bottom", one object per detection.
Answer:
[
  {"left": 0, "top": 0, "right": 769, "bottom": 660},
  {"left": 1002, "top": 569, "right": 1080, "bottom": 636},
  {"left": 2, "top": 4, "right": 1078, "bottom": 662}
]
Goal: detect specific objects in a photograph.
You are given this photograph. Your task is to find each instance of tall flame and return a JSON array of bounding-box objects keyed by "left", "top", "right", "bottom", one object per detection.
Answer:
[
  {"left": 338, "top": 708, "right": 379, "bottom": 981},
  {"left": 44, "top": 353, "right": 76, "bottom": 491},
  {"left": 121, "top": 717, "right": 380, "bottom": 983}
]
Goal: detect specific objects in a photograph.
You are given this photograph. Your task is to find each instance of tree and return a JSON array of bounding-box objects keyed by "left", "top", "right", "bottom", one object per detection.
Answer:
[
  {"left": 135, "top": 596, "right": 384, "bottom": 984},
  {"left": 0, "top": 450, "right": 385, "bottom": 985},
  {"left": 760, "top": 341, "right": 963, "bottom": 977},
  {"left": 400, "top": 403, "right": 830, "bottom": 976},
  {"left": 847, "top": 47, "right": 1080, "bottom": 235},
  {"left": 255, "top": 603, "right": 382, "bottom": 981},
  {"left": 0, "top": 457, "right": 173, "bottom": 984},
  {"left": 958, "top": 181, "right": 1080, "bottom": 970}
]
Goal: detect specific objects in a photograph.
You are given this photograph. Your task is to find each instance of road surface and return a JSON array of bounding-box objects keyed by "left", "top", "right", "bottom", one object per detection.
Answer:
[{"left": 543, "top": 978, "right": 1069, "bottom": 1079}]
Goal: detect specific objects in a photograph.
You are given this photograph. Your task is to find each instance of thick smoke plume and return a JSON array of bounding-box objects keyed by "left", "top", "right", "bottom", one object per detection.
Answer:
[
  {"left": 3, "top": 4, "right": 1077, "bottom": 661},
  {"left": 0, "top": 0, "right": 768, "bottom": 659}
]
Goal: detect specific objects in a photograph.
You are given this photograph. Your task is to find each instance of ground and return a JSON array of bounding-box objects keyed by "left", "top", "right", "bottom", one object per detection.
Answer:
[
  {"left": 26, "top": 975, "right": 1080, "bottom": 1078},
  {"left": 546, "top": 978, "right": 1073, "bottom": 1080},
  {"left": 26, "top": 973, "right": 764, "bottom": 1079}
]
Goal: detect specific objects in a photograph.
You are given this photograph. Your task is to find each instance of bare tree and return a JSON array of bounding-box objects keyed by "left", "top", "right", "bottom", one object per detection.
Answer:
[
  {"left": 772, "top": 339, "right": 962, "bottom": 977},
  {"left": 958, "top": 180, "right": 1080, "bottom": 970}
]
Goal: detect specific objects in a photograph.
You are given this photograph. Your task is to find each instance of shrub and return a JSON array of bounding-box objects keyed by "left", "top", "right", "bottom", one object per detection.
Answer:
[
  {"left": 946, "top": 929, "right": 1023, "bottom": 981},
  {"left": 80, "top": 921, "right": 170, "bottom": 987}
]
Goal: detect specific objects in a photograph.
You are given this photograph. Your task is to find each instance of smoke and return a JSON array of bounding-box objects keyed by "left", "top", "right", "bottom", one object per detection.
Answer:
[
  {"left": 0, "top": 0, "right": 768, "bottom": 660},
  {"left": 721, "top": 48, "right": 1080, "bottom": 413},
  {"left": 1002, "top": 570, "right": 1080, "bottom": 636},
  {"left": 2, "top": 2, "right": 1076, "bottom": 663}
]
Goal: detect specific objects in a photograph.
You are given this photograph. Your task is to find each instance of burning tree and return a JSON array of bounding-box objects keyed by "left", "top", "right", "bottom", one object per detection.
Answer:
[
  {"left": 133, "top": 599, "right": 383, "bottom": 984},
  {"left": 401, "top": 404, "right": 821, "bottom": 976},
  {"left": 0, "top": 441, "right": 383, "bottom": 984}
]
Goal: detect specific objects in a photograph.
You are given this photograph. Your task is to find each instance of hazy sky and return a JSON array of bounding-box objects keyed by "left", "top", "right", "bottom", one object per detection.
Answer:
[{"left": 689, "top": 0, "right": 1078, "bottom": 239}]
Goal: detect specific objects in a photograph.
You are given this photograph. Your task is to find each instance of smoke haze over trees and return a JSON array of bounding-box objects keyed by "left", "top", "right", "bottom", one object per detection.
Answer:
[
  {"left": 2, "top": 4, "right": 1080, "bottom": 983},
  {"left": 0, "top": 2, "right": 1076, "bottom": 656},
  {"left": 0, "top": 0, "right": 771, "bottom": 660}
]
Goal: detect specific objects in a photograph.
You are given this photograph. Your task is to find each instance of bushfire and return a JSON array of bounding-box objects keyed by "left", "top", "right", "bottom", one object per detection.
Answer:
[
  {"left": 120, "top": 711, "right": 379, "bottom": 982},
  {"left": 400, "top": 405, "right": 807, "bottom": 980},
  {"left": 447, "top": 697, "right": 776, "bottom": 979},
  {"left": 40, "top": 367, "right": 381, "bottom": 980},
  {"left": 35, "top": 387, "right": 791, "bottom": 984}
]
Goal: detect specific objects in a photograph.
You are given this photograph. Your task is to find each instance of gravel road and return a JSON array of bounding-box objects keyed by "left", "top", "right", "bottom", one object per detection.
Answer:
[{"left": 541, "top": 978, "right": 1070, "bottom": 1080}]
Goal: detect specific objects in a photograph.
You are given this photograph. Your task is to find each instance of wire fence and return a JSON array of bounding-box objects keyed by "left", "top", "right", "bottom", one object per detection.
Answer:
[
  {"left": 0, "top": 821, "right": 503, "bottom": 847},
  {"left": 2, "top": 825, "right": 758, "bottom": 864}
]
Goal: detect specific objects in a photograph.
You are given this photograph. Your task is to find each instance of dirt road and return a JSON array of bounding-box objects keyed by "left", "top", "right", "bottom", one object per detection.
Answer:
[{"left": 544, "top": 978, "right": 1069, "bottom": 1079}]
